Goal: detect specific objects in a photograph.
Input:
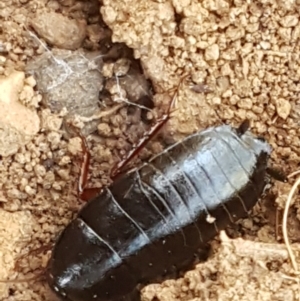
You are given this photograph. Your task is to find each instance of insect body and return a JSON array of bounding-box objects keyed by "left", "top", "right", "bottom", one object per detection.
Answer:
[{"left": 47, "top": 122, "right": 273, "bottom": 301}]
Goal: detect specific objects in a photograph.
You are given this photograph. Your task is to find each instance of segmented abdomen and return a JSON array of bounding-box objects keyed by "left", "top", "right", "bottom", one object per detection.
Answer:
[{"left": 48, "top": 125, "right": 270, "bottom": 301}]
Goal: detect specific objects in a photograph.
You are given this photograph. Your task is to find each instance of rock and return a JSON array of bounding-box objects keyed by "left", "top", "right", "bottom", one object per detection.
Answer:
[
  {"left": 275, "top": 98, "right": 291, "bottom": 120},
  {"left": 0, "top": 71, "right": 40, "bottom": 156},
  {"left": 26, "top": 48, "right": 103, "bottom": 115},
  {"left": 30, "top": 10, "right": 87, "bottom": 50},
  {"left": 204, "top": 44, "right": 220, "bottom": 61},
  {"left": 26, "top": 48, "right": 104, "bottom": 135}
]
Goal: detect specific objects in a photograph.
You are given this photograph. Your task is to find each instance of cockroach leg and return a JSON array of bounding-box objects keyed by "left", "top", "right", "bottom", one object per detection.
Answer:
[
  {"left": 66, "top": 123, "right": 102, "bottom": 201},
  {"left": 110, "top": 74, "right": 189, "bottom": 179},
  {"left": 266, "top": 166, "right": 287, "bottom": 182},
  {"left": 76, "top": 130, "right": 90, "bottom": 196},
  {"left": 76, "top": 131, "right": 103, "bottom": 201},
  {"left": 236, "top": 119, "right": 250, "bottom": 136}
]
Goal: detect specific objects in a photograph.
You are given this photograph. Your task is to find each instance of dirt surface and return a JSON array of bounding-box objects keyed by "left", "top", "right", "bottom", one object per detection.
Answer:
[{"left": 0, "top": 0, "right": 300, "bottom": 301}]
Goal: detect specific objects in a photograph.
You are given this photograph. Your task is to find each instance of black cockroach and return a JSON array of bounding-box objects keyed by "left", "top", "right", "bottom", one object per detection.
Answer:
[{"left": 46, "top": 76, "right": 284, "bottom": 301}]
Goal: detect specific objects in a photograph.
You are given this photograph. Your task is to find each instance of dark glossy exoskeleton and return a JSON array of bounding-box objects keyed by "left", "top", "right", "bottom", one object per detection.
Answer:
[{"left": 47, "top": 123, "right": 273, "bottom": 301}]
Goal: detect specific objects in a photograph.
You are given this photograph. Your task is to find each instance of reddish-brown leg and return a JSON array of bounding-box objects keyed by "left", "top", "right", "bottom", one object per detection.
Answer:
[
  {"left": 68, "top": 126, "right": 102, "bottom": 201},
  {"left": 76, "top": 130, "right": 90, "bottom": 197},
  {"left": 110, "top": 73, "right": 189, "bottom": 179}
]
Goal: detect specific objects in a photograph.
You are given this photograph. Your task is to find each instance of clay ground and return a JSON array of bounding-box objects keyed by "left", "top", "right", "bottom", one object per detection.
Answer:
[{"left": 0, "top": 0, "right": 300, "bottom": 301}]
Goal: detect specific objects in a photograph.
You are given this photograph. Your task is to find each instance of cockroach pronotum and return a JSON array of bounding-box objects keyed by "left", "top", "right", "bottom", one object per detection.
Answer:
[{"left": 46, "top": 76, "right": 285, "bottom": 301}]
